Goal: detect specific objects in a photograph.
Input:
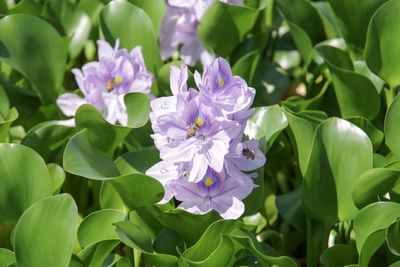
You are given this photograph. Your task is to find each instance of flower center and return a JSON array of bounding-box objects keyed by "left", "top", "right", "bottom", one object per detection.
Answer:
[
  {"left": 218, "top": 75, "right": 224, "bottom": 87},
  {"left": 106, "top": 75, "right": 123, "bottom": 92},
  {"left": 204, "top": 177, "right": 214, "bottom": 187}
]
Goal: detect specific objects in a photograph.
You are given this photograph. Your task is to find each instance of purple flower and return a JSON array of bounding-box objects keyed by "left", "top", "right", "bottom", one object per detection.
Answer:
[
  {"left": 160, "top": 0, "right": 241, "bottom": 66},
  {"left": 146, "top": 58, "right": 264, "bottom": 219},
  {"left": 57, "top": 39, "right": 153, "bottom": 126},
  {"left": 170, "top": 167, "right": 254, "bottom": 219},
  {"left": 155, "top": 96, "right": 241, "bottom": 182},
  {"left": 195, "top": 58, "right": 255, "bottom": 116}
]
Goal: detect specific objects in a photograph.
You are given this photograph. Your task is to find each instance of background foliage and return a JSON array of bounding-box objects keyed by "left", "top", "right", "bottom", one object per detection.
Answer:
[{"left": 1, "top": 0, "right": 400, "bottom": 266}]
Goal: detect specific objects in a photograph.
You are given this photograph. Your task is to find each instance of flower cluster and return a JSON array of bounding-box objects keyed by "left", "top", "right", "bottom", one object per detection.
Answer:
[
  {"left": 146, "top": 58, "right": 266, "bottom": 219},
  {"left": 57, "top": 40, "right": 153, "bottom": 126},
  {"left": 160, "top": 0, "right": 241, "bottom": 67}
]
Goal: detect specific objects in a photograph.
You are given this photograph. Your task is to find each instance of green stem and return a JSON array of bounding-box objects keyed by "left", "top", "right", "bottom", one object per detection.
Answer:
[
  {"left": 306, "top": 217, "right": 331, "bottom": 267},
  {"left": 134, "top": 248, "right": 141, "bottom": 267}
]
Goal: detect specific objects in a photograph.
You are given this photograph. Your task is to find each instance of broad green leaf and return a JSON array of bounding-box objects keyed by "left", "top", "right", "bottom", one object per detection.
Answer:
[
  {"left": 100, "top": 0, "right": 162, "bottom": 71},
  {"left": 153, "top": 228, "right": 184, "bottom": 257},
  {"left": 353, "top": 167, "right": 400, "bottom": 209},
  {"left": 276, "top": 186, "right": 306, "bottom": 234},
  {"left": 14, "top": 194, "right": 78, "bottom": 267},
  {"left": 245, "top": 105, "right": 288, "bottom": 148},
  {"left": 316, "top": 45, "right": 380, "bottom": 120},
  {"left": 63, "top": 130, "right": 120, "bottom": 180},
  {"left": 180, "top": 220, "right": 241, "bottom": 266},
  {"left": 158, "top": 210, "right": 220, "bottom": 247},
  {"left": 45, "top": 0, "right": 92, "bottom": 58},
  {"left": 78, "top": 240, "right": 119, "bottom": 267},
  {"left": 75, "top": 104, "right": 131, "bottom": 154},
  {"left": 124, "top": 93, "right": 150, "bottom": 128},
  {"left": 232, "top": 50, "right": 260, "bottom": 86},
  {"left": 0, "top": 248, "right": 15, "bottom": 267},
  {"left": 0, "top": 14, "right": 68, "bottom": 103},
  {"left": 47, "top": 163, "right": 66, "bottom": 194},
  {"left": 303, "top": 118, "right": 373, "bottom": 225},
  {"left": 229, "top": 230, "right": 298, "bottom": 267},
  {"left": 115, "top": 221, "right": 153, "bottom": 252},
  {"left": 116, "top": 257, "right": 132, "bottom": 267},
  {"left": 128, "top": 0, "right": 165, "bottom": 35},
  {"left": 22, "top": 121, "right": 75, "bottom": 161},
  {"left": 347, "top": 117, "right": 383, "bottom": 152},
  {"left": 320, "top": 244, "right": 358, "bottom": 267},
  {"left": 387, "top": 218, "right": 400, "bottom": 256},
  {"left": 0, "top": 143, "right": 53, "bottom": 223},
  {"left": 198, "top": 1, "right": 259, "bottom": 57},
  {"left": 283, "top": 108, "right": 322, "bottom": 176},
  {"left": 354, "top": 202, "right": 400, "bottom": 266},
  {"left": 385, "top": 95, "right": 400, "bottom": 157},
  {"left": 365, "top": 0, "right": 400, "bottom": 88},
  {"left": 327, "top": 0, "right": 385, "bottom": 51},
  {"left": 110, "top": 174, "right": 164, "bottom": 210},
  {"left": 78, "top": 209, "right": 126, "bottom": 247},
  {"left": 0, "top": 107, "right": 18, "bottom": 142},
  {"left": 115, "top": 146, "right": 160, "bottom": 175},
  {"left": 99, "top": 181, "right": 128, "bottom": 213},
  {"left": 277, "top": 0, "right": 324, "bottom": 65}
]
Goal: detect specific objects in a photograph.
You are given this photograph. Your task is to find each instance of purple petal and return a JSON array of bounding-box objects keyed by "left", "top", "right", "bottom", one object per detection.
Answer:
[{"left": 56, "top": 93, "right": 87, "bottom": 117}]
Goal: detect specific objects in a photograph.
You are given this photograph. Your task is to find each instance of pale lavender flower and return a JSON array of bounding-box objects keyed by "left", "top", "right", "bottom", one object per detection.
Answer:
[
  {"left": 170, "top": 167, "right": 254, "bottom": 219},
  {"left": 160, "top": 0, "right": 241, "bottom": 66},
  {"left": 57, "top": 39, "right": 153, "bottom": 126},
  {"left": 195, "top": 57, "right": 255, "bottom": 117},
  {"left": 146, "top": 58, "right": 264, "bottom": 219},
  {"left": 154, "top": 96, "right": 241, "bottom": 182}
]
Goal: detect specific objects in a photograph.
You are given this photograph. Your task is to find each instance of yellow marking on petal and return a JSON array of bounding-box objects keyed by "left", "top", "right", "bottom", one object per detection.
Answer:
[
  {"left": 218, "top": 75, "right": 224, "bottom": 87},
  {"left": 204, "top": 177, "right": 214, "bottom": 187},
  {"left": 114, "top": 75, "right": 122, "bottom": 85},
  {"left": 195, "top": 117, "right": 204, "bottom": 127}
]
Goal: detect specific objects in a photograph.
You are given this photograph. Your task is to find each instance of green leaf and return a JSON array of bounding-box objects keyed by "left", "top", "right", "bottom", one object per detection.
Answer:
[
  {"left": 75, "top": 104, "right": 131, "bottom": 154},
  {"left": 385, "top": 94, "right": 400, "bottom": 157},
  {"left": 45, "top": 0, "right": 92, "bottom": 58},
  {"left": 179, "top": 220, "right": 241, "bottom": 266},
  {"left": 128, "top": 0, "right": 165, "bottom": 35},
  {"left": 115, "top": 221, "right": 153, "bottom": 252},
  {"left": 316, "top": 45, "right": 380, "bottom": 120},
  {"left": 198, "top": 1, "right": 259, "bottom": 57},
  {"left": 47, "top": 163, "right": 66, "bottom": 194},
  {"left": 353, "top": 167, "right": 400, "bottom": 209},
  {"left": 276, "top": 186, "right": 306, "bottom": 234},
  {"left": 303, "top": 118, "right": 373, "bottom": 225},
  {"left": 354, "top": 202, "right": 400, "bottom": 266},
  {"left": 327, "top": 0, "right": 385, "bottom": 50},
  {"left": 387, "top": 218, "right": 400, "bottom": 256},
  {"left": 320, "top": 244, "right": 358, "bottom": 267},
  {"left": 0, "top": 14, "right": 68, "bottom": 103},
  {"left": 78, "top": 209, "right": 126, "bottom": 247},
  {"left": 110, "top": 174, "right": 164, "bottom": 210},
  {"left": 100, "top": 0, "right": 162, "bottom": 71},
  {"left": 63, "top": 130, "right": 120, "bottom": 180},
  {"left": 115, "top": 146, "right": 160, "bottom": 175},
  {"left": 124, "top": 93, "right": 150, "bottom": 128},
  {"left": 0, "top": 248, "right": 15, "bottom": 267},
  {"left": 99, "top": 181, "right": 128, "bottom": 213},
  {"left": 0, "top": 143, "right": 53, "bottom": 223},
  {"left": 158, "top": 210, "right": 220, "bottom": 247},
  {"left": 0, "top": 107, "right": 18, "bottom": 142},
  {"left": 232, "top": 50, "right": 260, "bottom": 86},
  {"left": 365, "top": 0, "right": 400, "bottom": 87},
  {"left": 14, "top": 194, "right": 78, "bottom": 267},
  {"left": 245, "top": 105, "right": 288, "bottom": 148},
  {"left": 346, "top": 117, "right": 383, "bottom": 152},
  {"left": 153, "top": 228, "right": 185, "bottom": 257},
  {"left": 229, "top": 230, "right": 298, "bottom": 267},
  {"left": 78, "top": 240, "right": 120, "bottom": 267}
]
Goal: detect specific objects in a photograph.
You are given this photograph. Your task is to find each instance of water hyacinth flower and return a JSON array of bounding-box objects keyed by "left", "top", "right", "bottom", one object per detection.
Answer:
[
  {"left": 57, "top": 39, "right": 153, "bottom": 126},
  {"left": 147, "top": 57, "right": 266, "bottom": 219},
  {"left": 160, "top": 0, "right": 241, "bottom": 66}
]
